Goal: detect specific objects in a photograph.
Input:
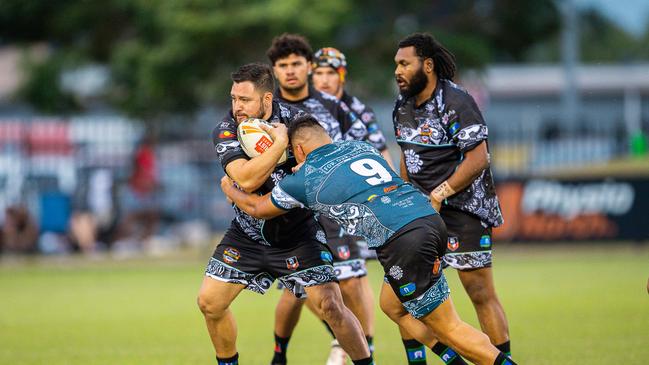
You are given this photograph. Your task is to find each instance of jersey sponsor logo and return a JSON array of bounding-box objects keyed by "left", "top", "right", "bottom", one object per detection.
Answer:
[
  {"left": 383, "top": 185, "right": 398, "bottom": 193},
  {"left": 216, "top": 140, "right": 240, "bottom": 154},
  {"left": 219, "top": 130, "right": 234, "bottom": 139},
  {"left": 337, "top": 245, "right": 350, "bottom": 260},
  {"left": 255, "top": 135, "right": 273, "bottom": 153},
  {"left": 321, "top": 251, "right": 333, "bottom": 263},
  {"left": 222, "top": 247, "right": 240, "bottom": 264},
  {"left": 286, "top": 256, "right": 300, "bottom": 270},
  {"left": 480, "top": 235, "right": 492, "bottom": 248},
  {"left": 399, "top": 282, "right": 416, "bottom": 297},
  {"left": 447, "top": 237, "right": 459, "bottom": 251},
  {"left": 389, "top": 265, "right": 403, "bottom": 280}
]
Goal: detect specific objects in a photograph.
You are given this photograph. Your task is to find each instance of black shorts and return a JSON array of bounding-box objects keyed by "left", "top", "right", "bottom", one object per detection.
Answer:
[
  {"left": 205, "top": 226, "right": 337, "bottom": 298},
  {"left": 376, "top": 214, "right": 451, "bottom": 319},
  {"left": 320, "top": 216, "right": 368, "bottom": 280},
  {"left": 440, "top": 207, "right": 493, "bottom": 270}
]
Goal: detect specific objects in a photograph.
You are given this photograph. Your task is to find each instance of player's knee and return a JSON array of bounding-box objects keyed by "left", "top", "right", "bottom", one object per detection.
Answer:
[
  {"left": 197, "top": 292, "right": 228, "bottom": 319},
  {"left": 379, "top": 298, "right": 403, "bottom": 323},
  {"left": 464, "top": 280, "right": 494, "bottom": 306},
  {"left": 318, "top": 295, "right": 345, "bottom": 324}
]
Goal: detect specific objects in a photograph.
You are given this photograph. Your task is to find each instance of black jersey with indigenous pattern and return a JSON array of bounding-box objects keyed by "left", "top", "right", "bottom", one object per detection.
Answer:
[
  {"left": 274, "top": 86, "right": 387, "bottom": 151},
  {"left": 212, "top": 101, "right": 325, "bottom": 247},
  {"left": 392, "top": 79, "right": 503, "bottom": 227}
]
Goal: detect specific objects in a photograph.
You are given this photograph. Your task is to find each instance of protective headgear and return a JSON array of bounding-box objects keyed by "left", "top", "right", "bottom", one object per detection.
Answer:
[{"left": 313, "top": 47, "right": 347, "bottom": 82}]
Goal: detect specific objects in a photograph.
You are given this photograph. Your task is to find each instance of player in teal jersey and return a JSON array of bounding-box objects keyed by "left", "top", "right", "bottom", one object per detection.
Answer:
[{"left": 221, "top": 115, "right": 516, "bottom": 365}]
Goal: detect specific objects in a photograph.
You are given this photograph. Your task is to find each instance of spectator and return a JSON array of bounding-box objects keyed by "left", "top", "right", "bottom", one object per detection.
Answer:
[
  {"left": 1, "top": 205, "right": 39, "bottom": 254},
  {"left": 115, "top": 134, "right": 160, "bottom": 252}
]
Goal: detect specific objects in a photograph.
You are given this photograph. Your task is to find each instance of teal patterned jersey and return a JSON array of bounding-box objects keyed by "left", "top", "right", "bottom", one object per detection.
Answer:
[{"left": 270, "top": 141, "right": 436, "bottom": 248}]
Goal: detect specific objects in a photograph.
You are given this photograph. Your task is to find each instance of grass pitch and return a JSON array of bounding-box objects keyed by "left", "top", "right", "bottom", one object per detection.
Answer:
[{"left": 1, "top": 243, "right": 648, "bottom": 364}]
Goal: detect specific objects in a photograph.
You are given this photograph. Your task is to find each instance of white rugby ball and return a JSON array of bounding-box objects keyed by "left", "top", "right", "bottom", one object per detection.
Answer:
[{"left": 237, "top": 118, "right": 288, "bottom": 165}]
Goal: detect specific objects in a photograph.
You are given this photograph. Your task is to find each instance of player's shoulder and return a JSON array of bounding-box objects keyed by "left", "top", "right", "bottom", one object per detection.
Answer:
[
  {"left": 312, "top": 88, "right": 340, "bottom": 108},
  {"left": 270, "top": 101, "right": 306, "bottom": 123},
  {"left": 212, "top": 113, "right": 237, "bottom": 144},
  {"left": 440, "top": 79, "right": 475, "bottom": 105}
]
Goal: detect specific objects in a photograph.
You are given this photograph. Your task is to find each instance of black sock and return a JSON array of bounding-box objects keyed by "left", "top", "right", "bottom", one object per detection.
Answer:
[
  {"left": 431, "top": 342, "right": 468, "bottom": 365},
  {"left": 271, "top": 334, "right": 290, "bottom": 365},
  {"left": 495, "top": 340, "right": 511, "bottom": 358},
  {"left": 493, "top": 352, "right": 517, "bottom": 365},
  {"left": 217, "top": 353, "right": 238, "bottom": 365},
  {"left": 321, "top": 319, "right": 335, "bottom": 338},
  {"left": 365, "top": 335, "right": 374, "bottom": 354},
  {"left": 352, "top": 357, "right": 374, "bottom": 365},
  {"left": 402, "top": 338, "right": 427, "bottom": 364}
]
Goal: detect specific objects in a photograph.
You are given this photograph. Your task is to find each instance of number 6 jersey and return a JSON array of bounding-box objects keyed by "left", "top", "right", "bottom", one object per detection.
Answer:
[{"left": 270, "top": 141, "right": 436, "bottom": 249}]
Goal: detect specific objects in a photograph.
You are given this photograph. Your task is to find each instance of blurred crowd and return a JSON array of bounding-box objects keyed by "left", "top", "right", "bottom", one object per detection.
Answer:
[{"left": 0, "top": 118, "right": 224, "bottom": 257}]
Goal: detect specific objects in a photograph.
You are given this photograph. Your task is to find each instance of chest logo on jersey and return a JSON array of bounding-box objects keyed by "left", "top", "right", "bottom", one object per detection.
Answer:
[
  {"left": 222, "top": 247, "right": 241, "bottom": 263},
  {"left": 286, "top": 256, "right": 300, "bottom": 270},
  {"left": 447, "top": 237, "right": 459, "bottom": 251},
  {"left": 337, "top": 245, "right": 351, "bottom": 260}
]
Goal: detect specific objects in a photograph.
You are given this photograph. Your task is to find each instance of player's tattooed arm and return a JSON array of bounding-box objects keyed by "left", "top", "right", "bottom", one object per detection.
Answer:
[{"left": 220, "top": 176, "right": 286, "bottom": 220}]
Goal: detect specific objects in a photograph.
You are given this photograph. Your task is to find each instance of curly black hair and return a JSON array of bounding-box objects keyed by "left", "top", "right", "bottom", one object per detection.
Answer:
[
  {"left": 398, "top": 33, "right": 456, "bottom": 80},
  {"left": 267, "top": 33, "right": 313, "bottom": 65}
]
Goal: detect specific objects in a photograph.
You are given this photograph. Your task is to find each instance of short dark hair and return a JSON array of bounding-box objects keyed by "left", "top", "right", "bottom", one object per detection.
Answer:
[
  {"left": 398, "top": 33, "right": 456, "bottom": 80},
  {"left": 288, "top": 114, "right": 326, "bottom": 142},
  {"left": 230, "top": 63, "right": 274, "bottom": 93},
  {"left": 267, "top": 33, "right": 313, "bottom": 65}
]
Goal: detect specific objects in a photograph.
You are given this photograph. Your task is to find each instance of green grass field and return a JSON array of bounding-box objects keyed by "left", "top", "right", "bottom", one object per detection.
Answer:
[{"left": 1, "top": 244, "right": 648, "bottom": 365}]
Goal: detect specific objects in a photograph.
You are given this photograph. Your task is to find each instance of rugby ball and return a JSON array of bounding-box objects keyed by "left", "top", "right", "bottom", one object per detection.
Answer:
[{"left": 237, "top": 118, "right": 288, "bottom": 165}]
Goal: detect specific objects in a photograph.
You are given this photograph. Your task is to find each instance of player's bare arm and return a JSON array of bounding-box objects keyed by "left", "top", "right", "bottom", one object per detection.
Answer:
[
  {"left": 221, "top": 176, "right": 286, "bottom": 220},
  {"left": 429, "top": 140, "right": 489, "bottom": 211},
  {"left": 225, "top": 123, "right": 289, "bottom": 192}
]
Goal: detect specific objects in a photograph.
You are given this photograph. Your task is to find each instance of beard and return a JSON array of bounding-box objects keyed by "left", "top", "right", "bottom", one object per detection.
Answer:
[
  {"left": 398, "top": 66, "right": 428, "bottom": 99},
  {"left": 235, "top": 98, "right": 266, "bottom": 123}
]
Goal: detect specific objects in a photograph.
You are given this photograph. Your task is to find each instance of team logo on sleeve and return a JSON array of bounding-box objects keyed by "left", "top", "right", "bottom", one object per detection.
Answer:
[
  {"left": 447, "top": 237, "right": 459, "bottom": 251},
  {"left": 286, "top": 256, "right": 300, "bottom": 270},
  {"left": 222, "top": 247, "right": 240, "bottom": 264},
  {"left": 337, "top": 245, "right": 350, "bottom": 260},
  {"left": 218, "top": 130, "right": 235, "bottom": 139}
]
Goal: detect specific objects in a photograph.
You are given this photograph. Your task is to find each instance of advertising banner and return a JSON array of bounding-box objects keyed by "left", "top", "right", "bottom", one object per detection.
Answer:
[{"left": 494, "top": 178, "right": 649, "bottom": 241}]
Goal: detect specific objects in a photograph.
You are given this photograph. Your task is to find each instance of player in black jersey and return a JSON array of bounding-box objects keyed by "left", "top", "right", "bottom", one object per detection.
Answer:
[
  {"left": 266, "top": 34, "right": 388, "bottom": 365},
  {"left": 197, "top": 63, "right": 373, "bottom": 365},
  {"left": 389, "top": 33, "right": 512, "bottom": 364}
]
